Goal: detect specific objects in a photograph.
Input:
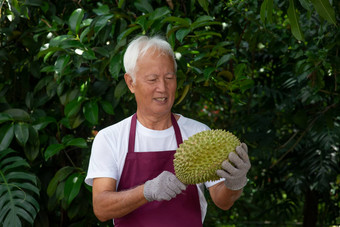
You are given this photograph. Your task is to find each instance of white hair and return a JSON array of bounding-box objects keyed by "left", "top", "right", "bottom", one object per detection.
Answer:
[{"left": 123, "top": 35, "right": 177, "bottom": 83}]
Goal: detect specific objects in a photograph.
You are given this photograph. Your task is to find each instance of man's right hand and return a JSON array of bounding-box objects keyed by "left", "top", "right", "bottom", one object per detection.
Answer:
[{"left": 143, "top": 171, "right": 187, "bottom": 201}]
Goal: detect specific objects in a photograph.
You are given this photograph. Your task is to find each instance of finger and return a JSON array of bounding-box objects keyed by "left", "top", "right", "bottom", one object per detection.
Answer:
[
  {"left": 169, "top": 174, "right": 186, "bottom": 192},
  {"left": 165, "top": 189, "right": 177, "bottom": 200},
  {"left": 163, "top": 193, "right": 173, "bottom": 201},
  {"left": 228, "top": 152, "right": 244, "bottom": 169},
  {"left": 177, "top": 181, "right": 187, "bottom": 191},
  {"left": 236, "top": 145, "right": 249, "bottom": 163},
  {"left": 221, "top": 159, "right": 238, "bottom": 175},
  {"left": 171, "top": 183, "right": 184, "bottom": 194},
  {"left": 216, "top": 169, "right": 230, "bottom": 178},
  {"left": 241, "top": 143, "right": 248, "bottom": 153}
]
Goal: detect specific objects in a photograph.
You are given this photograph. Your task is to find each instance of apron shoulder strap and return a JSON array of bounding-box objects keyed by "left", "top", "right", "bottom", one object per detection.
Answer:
[{"left": 128, "top": 113, "right": 183, "bottom": 153}]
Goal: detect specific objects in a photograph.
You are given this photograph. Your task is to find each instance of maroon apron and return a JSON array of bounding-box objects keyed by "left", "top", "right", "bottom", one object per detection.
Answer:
[{"left": 115, "top": 113, "right": 202, "bottom": 227}]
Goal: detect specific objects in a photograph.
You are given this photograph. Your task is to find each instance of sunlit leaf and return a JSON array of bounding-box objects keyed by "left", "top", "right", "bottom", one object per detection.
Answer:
[
  {"left": 175, "top": 84, "right": 190, "bottom": 106},
  {"left": 64, "top": 173, "right": 84, "bottom": 205},
  {"left": 69, "top": 8, "right": 84, "bottom": 35}
]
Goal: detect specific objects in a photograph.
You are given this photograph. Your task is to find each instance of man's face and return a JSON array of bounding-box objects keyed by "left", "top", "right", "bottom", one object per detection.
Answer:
[{"left": 126, "top": 49, "right": 177, "bottom": 118}]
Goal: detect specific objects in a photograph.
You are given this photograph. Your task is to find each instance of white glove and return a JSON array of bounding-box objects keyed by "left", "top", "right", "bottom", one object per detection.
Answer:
[
  {"left": 144, "top": 171, "right": 187, "bottom": 201},
  {"left": 216, "top": 143, "right": 251, "bottom": 190}
]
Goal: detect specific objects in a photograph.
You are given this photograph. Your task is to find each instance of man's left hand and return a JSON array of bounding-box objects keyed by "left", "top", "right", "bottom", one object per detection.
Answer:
[{"left": 216, "top": 143, "right": 251, "bottom": 190}]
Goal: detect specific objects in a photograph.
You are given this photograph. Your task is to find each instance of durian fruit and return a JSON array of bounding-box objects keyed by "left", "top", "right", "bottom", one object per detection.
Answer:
[{"left": 174, "top": 129, "right": 240, "bottom": 185}]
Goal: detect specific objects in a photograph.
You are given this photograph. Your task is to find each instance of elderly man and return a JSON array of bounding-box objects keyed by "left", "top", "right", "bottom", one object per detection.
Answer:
[{"left": 85, "top": 35, "right": 251, "bottom": 226}]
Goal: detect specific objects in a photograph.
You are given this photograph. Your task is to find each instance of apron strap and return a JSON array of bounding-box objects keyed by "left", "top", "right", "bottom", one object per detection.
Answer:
[
  {"left": 128, "top": 113, "right": 182, "bottom": 153},
  {"left": 171, "top": 113, "right": 183, "bottom": 146}
]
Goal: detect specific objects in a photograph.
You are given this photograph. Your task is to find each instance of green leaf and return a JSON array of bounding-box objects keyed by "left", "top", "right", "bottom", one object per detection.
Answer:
[
  {"left": 24, "top": 126, "right": 40, "bottom": 162},
  {"left": 93, "top": 14, "right": 114, "bottom": 35},
  {"left": 299, "top": 0, "right": 312, "bottom": 11},
  {"left": 83, "top": 101, "right": 98, "bottom": 125},
  {"left": 59, "top": 89, "right": 80, "bottom": 105},
  {"left": 117, "top": 25, "right": 141, "bottom": 43},
  {"left": 33, "top": 116, "right": 57, "bottom": 131},
  {"left": 64, "top": 173, "right": 84, "bottom": 205},
  {"left": 69, "top": 8, "right": 84, "bottom": 35},
  {"left": 310, "top": 0, "right": 336, "bottom": 25},
  {"left": 3, "top": 109, "right": 30, "bottom": 122},
  {"left": 175, "top": 84, "right": 190, "bottom": 106},
  {"left": 47, "top": 166, "right": 75, "bottom": 197},
  {"left": 260, "top": 0, "right": 273, "bottom": 24},
  {"left": 65, "top": 138, "right": 87, "bottom": 148},
  {"left": 198, "top": 0, "right": 209, "bottom": 14},
  {"left": 288, "top": 0, "right": 304, "bottom": 41},
  {"left": 134, "top": 0, "right": 153, "bottom": 13},
  {"left": 0, "top": 124, "right": 14, "bottom": 151},
  {"left": 64, "top": 99, "right": 83, "bottom": 118},
  {"left": 203, "top": 67, "right": 215, "bottom": 80},
  {"left": 82, "top": 47, "right": 97, "bottom": 60},
  {"left": 44, "top": 144, "right": 65, "bottom": 161},
  {"left": 55, "top": 55, "right": 71, "bottom": 76},
  {"left": 93, "top": 4, "right": 110, "bottom": 15},
  {"left": 0, "top": 113, "right": 13, "bottom": 124},
  {"left": 176, "top": 28, "right": 191, "bottom": 43},
  {"left": 234, "top": 63, "right": 245, "bottom": 78},
  {"left": 0, "top": 151, "right": 39, "bottom": 226},
  {"left": 260, "top": 0, "right": 268, "bottom": 24},
  {"left": 114, "top": 79, "right": 128, "bottom": 99},
  {"left": 79, "top": 26, "right": 91, "bottom": 43},
  {"left": 267, "top": 0, "right": 273, "bottom": 23},
  {"left": 190, "top": 21, "right": 220, "bottom": 31},
  {"left": 100, "top": 100, "right": 114, "bottom": 115},
  {"left": 109, "top": 53, "right": 122, "bottom": 80},
  {"left": 163, "top": 17, "right": 191, "bottom": 27},
  {"left": 68, "top": 115, "right": 85, "bottom": 129},
  {"left": 14, "top": 123, "right": 29, "bottom": 146},
  {"left": 216, "top": 54, "right": 233, "bottom": 67},
  {"left": 149, "top": 6, "right": 170, "bottom": 21}
]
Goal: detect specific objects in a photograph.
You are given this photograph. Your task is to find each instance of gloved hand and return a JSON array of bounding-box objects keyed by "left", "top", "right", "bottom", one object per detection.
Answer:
[
  {"left": 144, "top": 171, "right": 187, "bottom": 202},
  {"left": 216, "top": 143, "right": 251, "bottom": 190}
]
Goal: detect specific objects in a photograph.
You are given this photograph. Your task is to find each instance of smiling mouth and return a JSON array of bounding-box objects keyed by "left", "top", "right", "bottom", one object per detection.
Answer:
[{"left": 154, "top": 97, "right": 167, "bottom": 102}]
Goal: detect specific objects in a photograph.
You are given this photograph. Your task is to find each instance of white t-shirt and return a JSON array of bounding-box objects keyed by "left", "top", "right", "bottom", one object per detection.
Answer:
[{"left": 85, "top": 114, "right": 224, "bottom": 222}]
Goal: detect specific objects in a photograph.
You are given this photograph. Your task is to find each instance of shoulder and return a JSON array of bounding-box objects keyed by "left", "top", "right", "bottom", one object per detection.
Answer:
[
  {"left": 177, "top": 114, "right": 210, "bottom": 139},
  {"left": 94, "top": 115, "right": 132, "bottom": 143},
  {"left": 178, "top": 114, "right": 210, "bottom": 130}
]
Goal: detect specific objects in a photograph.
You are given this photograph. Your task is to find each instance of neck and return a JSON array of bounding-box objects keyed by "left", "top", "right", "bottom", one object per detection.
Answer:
[{"left": 136, "top": 111, "right": 173, "bottom": 130}]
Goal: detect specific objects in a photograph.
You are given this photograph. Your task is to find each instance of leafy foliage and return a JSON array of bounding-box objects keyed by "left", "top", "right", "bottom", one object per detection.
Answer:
[
  {"left": 0, "top": 149, "right": 39, "bottom": 226},
  {"left": 0, "top": 0, "right": 339, "bottom": 226}
]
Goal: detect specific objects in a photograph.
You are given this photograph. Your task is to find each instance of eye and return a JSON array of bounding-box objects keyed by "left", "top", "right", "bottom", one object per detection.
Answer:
[{"left": 166, "top": 74, "right": 176, "bottom": 80}]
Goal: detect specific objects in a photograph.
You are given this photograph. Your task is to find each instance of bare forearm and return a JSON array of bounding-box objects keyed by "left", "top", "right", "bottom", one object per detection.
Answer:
[
  {"left": 93, "top": 184, "right": 148, "bottom": 221},
  {"left": 209, "top": 181, "right": 243, "bottom": 210}
]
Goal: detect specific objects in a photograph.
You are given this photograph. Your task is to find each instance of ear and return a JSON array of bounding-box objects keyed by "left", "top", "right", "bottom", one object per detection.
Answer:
[{"left": 124, "top": 73, "right": 135, "bottom": 93}]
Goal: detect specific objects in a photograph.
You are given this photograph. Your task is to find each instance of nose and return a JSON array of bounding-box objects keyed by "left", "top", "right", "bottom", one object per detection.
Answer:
[{"left": 156, "top": 78, "right": 167, "bottom": 92}]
